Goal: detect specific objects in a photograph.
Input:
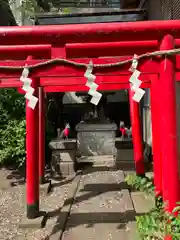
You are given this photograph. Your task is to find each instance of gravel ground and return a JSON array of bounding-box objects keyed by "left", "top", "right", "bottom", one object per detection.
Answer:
[{"left": 0, "top": 168, "right": 76, "bottom": 240}]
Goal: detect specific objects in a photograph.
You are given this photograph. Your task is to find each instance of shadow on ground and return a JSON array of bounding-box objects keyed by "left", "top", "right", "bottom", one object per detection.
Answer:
[
  {"left": 47, "top": 210, "right": 141, "bottom": 239},
  {"left": 43, "top": 167, "right": 148, "bottom": 240},
  {"left": 0, "top": 165, "right": 26, "bottom": 186}
]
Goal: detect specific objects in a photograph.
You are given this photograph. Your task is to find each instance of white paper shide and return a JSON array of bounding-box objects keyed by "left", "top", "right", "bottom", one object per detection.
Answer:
[
  {"left": 129, "top": 55, "right": 145, "bottom": 102},
  {"left": 84, "top": 61, "right": 102, "bottom": 105},
  {"left": 20, "top": 67, "right": 38, "bottom": 109}
]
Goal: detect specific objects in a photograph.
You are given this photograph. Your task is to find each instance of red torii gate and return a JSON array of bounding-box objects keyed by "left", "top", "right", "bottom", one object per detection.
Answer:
[{"left": 0, "top": 20, "right": 180, "bottom": 221}]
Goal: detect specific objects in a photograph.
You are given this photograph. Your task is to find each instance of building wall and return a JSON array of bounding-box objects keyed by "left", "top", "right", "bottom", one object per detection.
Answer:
[{"left": 147, "top": 0, "right": 180, "bottom": 20}]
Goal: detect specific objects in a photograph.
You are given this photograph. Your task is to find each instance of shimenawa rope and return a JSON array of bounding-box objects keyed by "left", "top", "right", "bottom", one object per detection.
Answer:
[{"left": 0, "top": 48, "right": 179, "bottom": 70}]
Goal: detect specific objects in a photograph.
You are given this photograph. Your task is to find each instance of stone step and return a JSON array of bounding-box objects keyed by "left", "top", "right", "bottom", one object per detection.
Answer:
[
  {"left": 62, "top": 169, "right": 135, "bottom": 240},
  {"left": 125, "top": 191, "right": 155, "bottom": 240},
  {"left": 131, "top": 191, "right": 155, "bottom": 214},
  {"left": 77, "top": 155, "right": 115, "bottom": 167}
]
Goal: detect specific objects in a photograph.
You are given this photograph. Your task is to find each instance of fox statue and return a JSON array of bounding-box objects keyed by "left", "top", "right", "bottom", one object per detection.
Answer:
[
  {"left": 57, "top": 123, "right": 70, "bottom": 140},
  {"left": 119, "top": 121, "right": 132, "bottom": 140}
]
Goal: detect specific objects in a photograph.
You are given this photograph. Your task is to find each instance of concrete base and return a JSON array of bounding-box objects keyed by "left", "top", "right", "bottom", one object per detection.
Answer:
[{"left": 19, "top": 214, "right": 46, "bottom": 229}]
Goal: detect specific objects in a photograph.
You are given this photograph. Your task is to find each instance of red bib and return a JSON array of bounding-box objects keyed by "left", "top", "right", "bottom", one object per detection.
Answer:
[
  {"left": 64, "top": 128, "right": 69, "bottom": 137},
  {"left": 120, "top": 127, "right": 126, "bottom": 135}
]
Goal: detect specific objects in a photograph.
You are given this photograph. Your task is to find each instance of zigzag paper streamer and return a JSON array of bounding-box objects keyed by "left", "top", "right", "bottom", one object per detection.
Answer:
[
  {"left": 129, "top": 55, "right": 145, "bottom": 102},
  {"left": 84, "top": 61, "right": 102, "bottom": 105},
  {"left": 90, "top": 91, "right": 102, "bottom": 105},
  {"left": 27, "top": 95, "right": 38, "bottom": 109},
  {"left": 20, "top": 67, "right": 38, "bottom": 110}
]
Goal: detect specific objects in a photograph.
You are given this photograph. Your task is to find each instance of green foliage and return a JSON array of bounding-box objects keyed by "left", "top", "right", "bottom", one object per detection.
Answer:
[
  {"left": 125, "top": 174, "right": 154, "bottom": 195},
  {"left": 136, "top": 207, "right": 165, "bottom": 240},
  {"left": 0, "top": 88, "right": 26, "bottom": 167},
  {"left": 125, "top": 174, "right": 180, "bottom": 240},
  {"left": 15, "top": 0, "right": 73, "bottom": 19},
  {"left": 0, "top": 119, "right": 26, "bottom": 166},
  {"left": 136, "top": 204, "right": 180, "bottom": 240}
]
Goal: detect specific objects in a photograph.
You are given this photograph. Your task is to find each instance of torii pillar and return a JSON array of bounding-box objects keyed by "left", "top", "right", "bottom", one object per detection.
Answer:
[
  {"left": 129, "top": 88, "right": 145, "bottom": 176},
  {"left": 159, "top": 35, "right": 180, "bottom": 214}
]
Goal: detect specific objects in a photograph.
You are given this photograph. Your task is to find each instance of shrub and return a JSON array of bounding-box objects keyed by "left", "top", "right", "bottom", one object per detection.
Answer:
[{"left": 0, "top": 88, "right": 25, "bottom": 167}]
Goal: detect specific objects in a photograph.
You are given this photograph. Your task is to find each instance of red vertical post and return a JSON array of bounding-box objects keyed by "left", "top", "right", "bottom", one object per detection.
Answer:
[
  {"left": 150, "top": 75, "right": 163, "bottom": 198},
  {"left": 26, "top": 56, "right": 39, "bottom": 219},
  {"left": 129, "top": 88, "right": 145, "bottom": 176},
  {"left": 159, "top": 35, "right": 180, "bottom": 213},
  {"left": 39, "top": 87, "right": 45, "bottom": 184}
]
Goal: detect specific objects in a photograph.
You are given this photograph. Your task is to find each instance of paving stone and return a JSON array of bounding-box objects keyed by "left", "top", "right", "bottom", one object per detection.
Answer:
[
  {"left": 62, "top": 169, "right": 135, "bottom": 240},
  {"left": 131, "top": 191, "right": 155, "bottom": 214}
]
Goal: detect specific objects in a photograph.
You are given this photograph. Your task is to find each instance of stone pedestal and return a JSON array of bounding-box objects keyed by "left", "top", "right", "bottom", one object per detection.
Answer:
[
  {"left": 49, "top": 139, "right": 77, "bottom": 178},
  {"left": 115, "top": 138, "right": 134, "bottom": 170},
  {"left": 75, "top": 123, "right": 117, "bottom": 166}
]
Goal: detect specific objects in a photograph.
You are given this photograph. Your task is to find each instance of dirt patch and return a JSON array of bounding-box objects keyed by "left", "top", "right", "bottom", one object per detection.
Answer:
[{"left": 0, "top": 168, "right": 78, "bottom": 240}]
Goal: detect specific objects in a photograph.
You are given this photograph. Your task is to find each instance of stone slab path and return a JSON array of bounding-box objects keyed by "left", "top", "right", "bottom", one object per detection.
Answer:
[{"left": 61, "top": 167, "right": 136, "bottom": 240}]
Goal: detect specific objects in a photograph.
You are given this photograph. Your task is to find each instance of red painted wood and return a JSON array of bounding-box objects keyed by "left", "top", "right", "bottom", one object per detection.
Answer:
[
  {"left": 159, "top": 35, "right": 180, "bottom": 214},
  {"left": 150, "top": 75, "right": 163, "bottom": 197},
  {"left": 25, "top": 56, "right": 39, "bottom": 218},
  {"left": 38, "top": 87, "right": 45, "bottom": 184},
  {"left": 0, "top": 74, "right": 152, "bottom": 89},
  {"left": 51, "top": 47, "right": 66, "bottom": 58},
  {"left": 39, "top": 74, "right": 152, "bottom": 86},
  {"left": 175, "top": 55, "right": 180, "bottom": 69},
  {"left": 1, "top": 20, "right": 180, "bottom": 224},
  {"left": 129, "top": 87, "right": 144, "bottom": 175},
  {"left": 66, "top": 39, "right": 180, "bottom": 58},
  {"left": 175, "top": 39, "right": 180, "bottom": 47},
  {"left": 65, "top": 41, "right": 159, "bottom": 58},
  {"left": 43, "top": 82, "right": 150, "bottom": 92},
  {"left": 1, "top": 21, "right": 180, "bottom": 44},
  {"left": 0, "top": 45, "right": 51, "bottom": 60},
  {"left": 0, "top": 57, "right": 159, "bottom": 78},
  {"left": 1, "top": 55, "right": 180, "bottom": 80},
  {"left": 0, "top": 78, "right": 22, "bottom": 88},
  {"left": 0, "top": 78, "right": 151, "bottom": 89},
  {"left": 175, "top": 71, "right": 180, "bottom": 80}
]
